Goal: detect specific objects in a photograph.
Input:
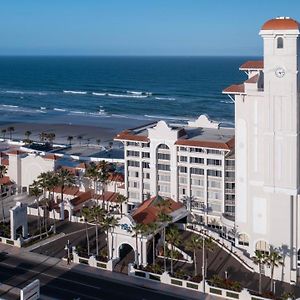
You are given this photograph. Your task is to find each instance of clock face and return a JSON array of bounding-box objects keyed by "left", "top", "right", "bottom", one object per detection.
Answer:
[{"left": 275, "top": 67, "right": 286, "bottom": 78}]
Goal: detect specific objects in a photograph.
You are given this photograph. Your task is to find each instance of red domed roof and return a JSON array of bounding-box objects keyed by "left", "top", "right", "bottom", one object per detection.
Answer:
[{"left": 262, "top": 17, "right": 299, "bottom": 30}]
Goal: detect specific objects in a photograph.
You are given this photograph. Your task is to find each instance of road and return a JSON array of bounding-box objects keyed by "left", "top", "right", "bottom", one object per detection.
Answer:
[{"left": 0, "top": 253, "right": 192, "bottom": 300}]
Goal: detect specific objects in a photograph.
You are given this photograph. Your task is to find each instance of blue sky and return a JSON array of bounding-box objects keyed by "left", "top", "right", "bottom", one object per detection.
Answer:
[{"left": 0, "top": 0, "right": 300, "bottom": 56}]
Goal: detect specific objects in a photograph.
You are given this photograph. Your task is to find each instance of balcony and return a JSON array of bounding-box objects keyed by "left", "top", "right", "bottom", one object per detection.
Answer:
[{"left": 221, "top": 213, "right": 235, "bottom": 228}]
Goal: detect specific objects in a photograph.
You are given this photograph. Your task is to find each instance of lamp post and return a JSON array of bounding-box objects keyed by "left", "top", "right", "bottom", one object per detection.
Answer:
[{"left": 65, "top": 239, "right": 71, "bottom": 265}]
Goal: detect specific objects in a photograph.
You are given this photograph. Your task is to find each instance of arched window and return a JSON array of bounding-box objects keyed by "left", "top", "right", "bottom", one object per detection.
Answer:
[
  {"left": 255, "top": 240, "right": 269, "bottom": 255},
  {"left": 157, "top": 144, "right": 169, "bottom": 150},
  {"left": 277, "top": 37, "right": 284, "bottom": 49},
  {"left": 238, "top": 233, "right": 249, "bottom": 246}
]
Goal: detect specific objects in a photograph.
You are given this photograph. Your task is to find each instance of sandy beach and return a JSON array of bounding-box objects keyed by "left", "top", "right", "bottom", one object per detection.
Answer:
[{"left": 0, "top": 116, "right": 148, "bottom": 146}]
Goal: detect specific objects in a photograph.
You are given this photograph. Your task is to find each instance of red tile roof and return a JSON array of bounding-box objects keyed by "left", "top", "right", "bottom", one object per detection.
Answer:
[
  {"left": 93, "top": 191, "right": 119, "bottom": 203},
  {"left": 132, "top": 196, "right": 183, "bottom": 225},
  {"left": 245, "top": 74, "right": 259, "bottom": 84},
  {"left": 239, "top": 60, "right": 264, "bottom": 70},
  {"left": 71, "top": 190, "right": 93, "bottom": 206},
  {"left": 175, "top": 137, "right": 234, "bottom": 150},
  {"left": 53, "top": 186, "right": 80, "bottom": 196},
  {"left": 223, "top": 84, "right": 245, "bottom": 95},
  {"left": 262, "top": 18, "right": 299, "bottom": 30},
  {"left": 6, "top": 149, "right": 26, "bottom": 156},
  {"left": 114, "top": 130, "right": 149, "bottom": 142},
  {"left": 43, "top": 154, "right": 59, "bottom": 160}
]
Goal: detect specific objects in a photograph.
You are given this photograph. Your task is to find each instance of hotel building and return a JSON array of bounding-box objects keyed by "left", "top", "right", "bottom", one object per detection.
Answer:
[{"left": 115, "top": 115, "right": 235, "bottom": 228}]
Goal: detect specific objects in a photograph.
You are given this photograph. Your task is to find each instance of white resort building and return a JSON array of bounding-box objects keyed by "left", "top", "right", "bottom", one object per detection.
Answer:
[{"left": 115, "top": 114, "right": 235, "bottom": 229}]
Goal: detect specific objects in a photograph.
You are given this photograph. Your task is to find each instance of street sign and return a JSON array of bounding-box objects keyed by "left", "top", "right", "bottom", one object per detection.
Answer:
[{"left": 20, "top": 279, "right": 40, "bottom": 300}]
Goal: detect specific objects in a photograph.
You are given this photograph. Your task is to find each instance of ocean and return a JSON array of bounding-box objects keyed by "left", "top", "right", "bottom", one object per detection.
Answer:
[{"left": 0, "top": 56, "right": 257, "bottom": 127}]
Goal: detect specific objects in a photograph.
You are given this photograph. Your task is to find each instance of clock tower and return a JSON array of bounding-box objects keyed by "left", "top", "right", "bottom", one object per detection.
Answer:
[{"left": 259, "top": 17, "right": 300, "bottom": 191}]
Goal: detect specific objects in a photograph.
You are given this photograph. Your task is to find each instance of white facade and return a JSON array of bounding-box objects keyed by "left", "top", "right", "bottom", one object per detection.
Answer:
[
  {"left": 224, "top": 17, "right": 300, "bottom": 283},
  {"left": 115, "top": 115, "right": 235, "bottom": 226}
]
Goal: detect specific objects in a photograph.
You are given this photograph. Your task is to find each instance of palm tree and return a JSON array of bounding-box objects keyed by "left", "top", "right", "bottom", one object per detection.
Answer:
[
  {"left": 155, "top": 198, "right": 173, "bottom": 272},
  {"left": 47, "top": 133, "right": 56, "bottom": 145},
  {"left": 67, "top": 135, "right": 73, "bottom": 146},
  {"left": 85, "top": 163, "right": 99, "bottom": 197},
  {"left": 116, "top": 194, "right": 127, "bottom": 216},
  {"left": 166, "top": 225, "right": 181, "bottom": 274},
  {"left": 96, "top": 139, "right": 101, "bottom": 148},
  {"left": 97, "top": 161, "right": 110, "bottom": 209},
  {"left": 101, "top": 214, "right": 119, "bottom": 259},
  {"left": 265, "top": 250, "right": 284, "bottom": 292},
  {"left": 1, "top": 129, "right": 6, "bottom": 139},
  {"left": 29, "top": 181, "right": 43, "bottom": 239},
  {"left": 252, "top": 250, "right": 267, "bottom": 295},
  {"left": 7, "top": 126, "right": 15, "bottom": 140},
  {"left": 147, "top": 222, "right": 159, "bottom": 265},
  {"left": 77, "top": 135, "right": 83, "bottom": 146},
  {"left": 82, "top": 206, "right": 91, "bottom": 256},
  {"left": 39, "top": 132, "right": 46, "bottom": 143},
  {"left": 46, "top": 172, "right": 59, "bottom": 234},
  {"left": 56, "top": 168, "right": 76, "bottom": 220},
  {"left": 186, "top": 233, "right": 203, "bottom": 276},
  {"left": 132, "top": 223, "right": 145, "bottom": 266},
  {"left": 89, "top": 206, "right": 105, "bottom": 256},
  {"left": 0, "top": 165, "right": 7, "bottom": 223}
]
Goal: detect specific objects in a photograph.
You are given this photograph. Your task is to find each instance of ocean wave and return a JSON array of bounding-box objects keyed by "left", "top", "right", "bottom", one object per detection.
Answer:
[
  {"left": 155, "top": 97, "right": 176, "bottom": 101},
  {"left": 220, "top": 100, "right": 234, "bottom": 104},
  {"left": 0, "top": 104, "right": 43, "bottom": 114},
  {"left": 63, "top": 90, "right": 87, "bottom": 95},
  {"left": 53, "top": 108, "right": 67, "bottom": 112},
  {"left": 40, "top": 107, "right": 46, "bottom": 110},
  {"left": 92, "top": 92, "right": 107, "bottom": 96},
  {"left": 144, "top": 114, "right": 189, "bottom": 121},
  {"left": 3, "top": 90, "right": 48, "bottom": 96},
  {"left": 2, "top": 104, "right": 19, "bottom": 108},
  {"left": 108, "top": 93, "right": 148, "bottom": 99}
]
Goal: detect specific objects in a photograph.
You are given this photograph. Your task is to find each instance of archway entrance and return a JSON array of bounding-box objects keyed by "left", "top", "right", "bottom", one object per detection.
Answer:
[
  {"left": 64, "top": 210, "right": 69, "bottom": 220},
  {"left": 119, "top": 243, "right": 134, "bottom": 260}
]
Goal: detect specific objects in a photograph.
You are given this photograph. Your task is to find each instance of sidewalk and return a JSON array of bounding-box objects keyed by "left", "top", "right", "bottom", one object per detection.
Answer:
[{"left": 0, "top": 243, "right": 221, "bottom": 300}]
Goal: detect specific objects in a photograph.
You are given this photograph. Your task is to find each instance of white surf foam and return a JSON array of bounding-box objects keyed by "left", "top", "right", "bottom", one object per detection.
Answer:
[
  {"left": 53, "top": 108, "right": 66, "bottom": 112},
  {"left": 108, "top": 93, "right": 148, "bottom": 99},
  {"left": 92, "top": 92, "right": 107, "bottom": 96},
  {"left": 155, "top": 97, "right": 176, "bottom": 101},
  {"left": 63, "top": 90, "right": 87, "bottom": 95}
]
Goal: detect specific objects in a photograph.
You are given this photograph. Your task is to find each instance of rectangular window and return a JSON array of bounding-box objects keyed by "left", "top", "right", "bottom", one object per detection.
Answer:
[
  {"left": 207, "top": 149, "right": 221, "bottom": 155},
  {"left": 127, "top": 150, "right": 139, "bottom": 157},
  {"left": 142, "top": 162, "right": 150, "bottom": 169},
  {"left": 207, "top": 159, "right": 222, "bottom": 166},
  {"left": 158, "top": 184, "right": 170, "bottom": 193},
  {"left": 208, "top": 180, "right": 221, "bottom": 189},
  {"left": 158, "top": 164, "right": 171, "bottom": 171},
  {"left": 143, "top": 173, "right": 150, "bottom": 179},
  {"left": 127, "top": 142, "right": 139, "bottom": 147},
  {"left": 129, "top": 191, "right": 139, "bottom": 199},
  {"left": 179, "top": 146, "right": 188, "bottom": 151},
  {"left": 142, "top": 152, "right": 150, "bottom": 158},
  {"left": 157, "top": 153, "right": 170, "bottom": 160},
  {"left": 191, "top": 178, "right": 204, "bottom": 186},
  {"left": 190, "top": 157, "right": 204, "bottom": 164},
  {"left": 192, "top": 189, "right": 204, "bottom": 198},
  {"left": 178, "top": 156, "right": 188, "bottom": 162},
  {"left": 128, "top": 160, "right": 140, "bottom": 167},
  {"left": 190, "top": 147, "right": 203, "bottom": 153},
  {"left": 191, "top": 168, "right": 204, "bottom": 175},
  {"left": 158, "top": 174, "right": 171, "bottom": 182},
  {"left": 207, "top": 170, "right": 222, "bottom": 177},
  {"left": 179, "top": 166, "right": 187, "bottom": 173},
  {"left": 129, "top": 171, "right": 139, "bottom": 178},
  {"left": 208, "top": 191, "right": 221, "bottom": 200},
  {"left": 129, "top": 181, "right": 139, "bottom": 188},
  {"left": 143, "top": 182, "right": 150, "bottom": 190}
]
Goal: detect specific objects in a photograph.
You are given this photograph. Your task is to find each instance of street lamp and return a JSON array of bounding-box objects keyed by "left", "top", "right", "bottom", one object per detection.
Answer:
[
  {"left": 201, "top": 227, "right": 206, "bottom": 293},
  {"left": 65, "top": 239, "right": 71, "bottom": 264}
]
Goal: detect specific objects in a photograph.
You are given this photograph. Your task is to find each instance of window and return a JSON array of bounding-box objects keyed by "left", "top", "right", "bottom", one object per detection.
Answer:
[
  {"left": 142, "top": 162, "right": 150, "bottom": 169},
  {"left": 129, "top": 171, "right": 139, "bottom": 178},
  {"left": 158, "top": 184, "right": 170, "bottom": 193},
  {"left": 192, "top": 189, "right": 204, "bottom": 198},
  {"left": 129, "top": 191, "right": 139, "bottom": 199},
  {"left": 143, "top": 173, "right": 150, "bottom": 179},
  {"left": 178, "top": 156, "right": 188, "bottom": 162},
  {"left": 208, "top": 180, "right": 221, "bottom": 188},
  {"left": 207, "top": 149, "right": 221, "bottom": 155},
  {"left": 157, "top": 144, "right": 169, "bottom": 150},
  {"left": 142, "top": 152, "right": 150, "bottom": 158},
  {"left": 207, "top": 159, "right": 222, "bottom": 166},
  {"left": 158, "top": 174, "right": 171, "bottom": 182},
  {"left": 129, "top": 181, "right": 139, "bottom": 188},
  {"left": 191, "top": 168, "right": 204, "bottom": 175},
  {"left": 179, "top": 146, "right": 188, "bottom": 151},
  {"left": 127, "top": 150, "right": 139, "bottom": 157},
  {"left": 191, "top": 178, "right": 204, "bottom": 186},
  {"left": 143, "top": 182, "right": 150, "bottom": 190},
  {"left": 190, "top": 147, "right": 203, "bottom": 153},
  {"left": 238, "top": 234, "right": 249, "bottom": 246},
  {"left": 190, "top": 157, "right": 204, "bottom": 164},
  {"left": 157, "top": 153, "right": 170, "bottom": 160},
  {"left": 158, "top": 164, "right": 170, "bottom": 171},
  {"left": 208, "top": 191, "right": 221, "bottom": 200},
  {"left": 128, "top": 160, "right": 140, "bottom": 167},
  {"left": 208, "top": 170, "right": 222, "bottom": 177},
  {"left": 277, "top": 36, "right": 284, "bottom": 49},
  {"left": 127, "top": 141, "right": 139, "bottom": 146},
  {"left": 179, "top": 166, "right": 187, "bottom": 173}
]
